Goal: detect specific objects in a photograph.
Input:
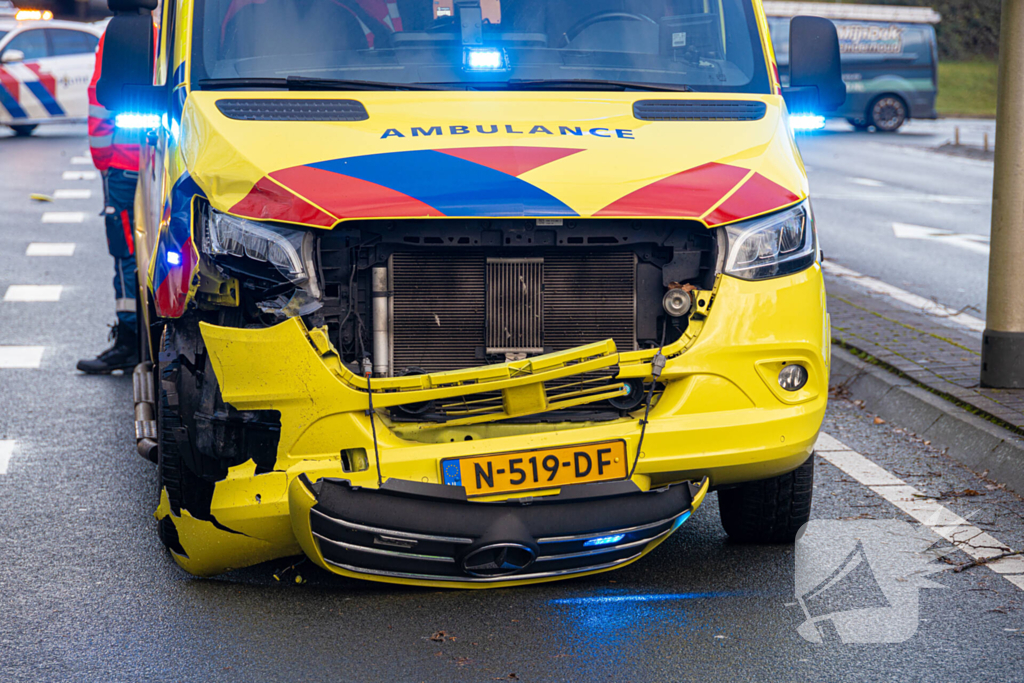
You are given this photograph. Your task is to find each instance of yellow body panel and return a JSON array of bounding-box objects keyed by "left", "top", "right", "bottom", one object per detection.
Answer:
[{"left": 156, "top": 267, "right": 827, "bottom": 580}]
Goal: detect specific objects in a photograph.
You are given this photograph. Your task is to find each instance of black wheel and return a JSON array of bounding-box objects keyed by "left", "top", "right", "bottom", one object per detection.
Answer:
[
  {"left": 156, "top": 327, "right": 186, "bottom": 553},
  {"left": 846, "top": 118, "right": 869, "bottom": 132},
  {"left": 10, "top": 124, "right": 37, "bottom": 136},
  {"left": 718, "top": 456, "right": 814, "bottom": 543},
  {"left": 869, "top": 96, "right": 907, "bottom": 132}
]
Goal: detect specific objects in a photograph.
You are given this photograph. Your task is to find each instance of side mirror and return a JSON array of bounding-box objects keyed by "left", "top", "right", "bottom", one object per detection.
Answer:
[
  {"left": 95, "top": 0, "right": 158, "bottom": 112},
  {"left": 1, "top": 49, "right": 24, "bottom": 64},
  {"left": 784, "top": 16, "right": 846, "bottom": 114}
]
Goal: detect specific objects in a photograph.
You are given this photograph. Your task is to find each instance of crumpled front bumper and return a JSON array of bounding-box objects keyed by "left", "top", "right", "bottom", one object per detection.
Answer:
[
  {"left": 289, "top": 474, "right": 709, "bottom": 588},
  {"left": 156, "top": 267, "right": 828, "bottom": 582}
]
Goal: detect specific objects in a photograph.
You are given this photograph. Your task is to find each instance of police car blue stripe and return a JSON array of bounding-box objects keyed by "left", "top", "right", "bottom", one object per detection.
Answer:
[
  {"left": 0, "top": 83, "right": 27, "bottom": 119},
  {"left": 23, "top": 81, "right": 64, "bottom": 117}
]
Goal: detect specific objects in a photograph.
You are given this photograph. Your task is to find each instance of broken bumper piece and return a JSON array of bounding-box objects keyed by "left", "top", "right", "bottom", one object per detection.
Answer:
[{"left": 289, "top": 474, "right": 710, "bottom": 588}]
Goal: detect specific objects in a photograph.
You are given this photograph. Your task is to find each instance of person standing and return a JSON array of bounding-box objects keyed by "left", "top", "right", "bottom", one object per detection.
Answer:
[{"left": 77, "top": 28, "right": 142, "bottom": 374}]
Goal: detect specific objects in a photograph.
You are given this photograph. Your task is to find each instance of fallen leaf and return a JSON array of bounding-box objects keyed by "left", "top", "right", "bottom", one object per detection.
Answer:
[
  {"left": 873, "top": 417, "right": 886, "bottom": 425},
  {"left": 430, "top": 631, "right": 449, "bottom": 642}
]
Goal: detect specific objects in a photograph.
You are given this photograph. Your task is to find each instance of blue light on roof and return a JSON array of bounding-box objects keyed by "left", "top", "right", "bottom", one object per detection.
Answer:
[
  {"left": 465, "top": 47, "right": 507, "bottom": 71},
  {"left": 583, "top": 534, "right": 625, "bottom": 547}
]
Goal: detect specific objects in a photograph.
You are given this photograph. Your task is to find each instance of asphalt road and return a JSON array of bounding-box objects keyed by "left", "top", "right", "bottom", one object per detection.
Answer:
[
  {"left": 1, "top": 123, "right": 1022, "bottom": 683},
  {"left": 799, "top": 118, "right": 996, "bottom": 317}
]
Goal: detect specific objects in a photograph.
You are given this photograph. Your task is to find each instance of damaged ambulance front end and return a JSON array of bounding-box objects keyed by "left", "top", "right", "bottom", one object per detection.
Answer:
[{"left": 99, "top": 0, "right": 845, "bottom": 587}]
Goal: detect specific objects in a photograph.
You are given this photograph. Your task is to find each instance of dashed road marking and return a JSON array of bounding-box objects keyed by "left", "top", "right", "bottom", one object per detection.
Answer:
[
  {"left": 26, "top": 242, "right": 75, "bottom": 256},
  {"left": 850, "top": 177, "right": 884, "bottom": 188},
  {"left": 0, "top": 346, "right": 44, "bottom": 368},
  {"left": 822, "top": 261, "right": 986, "bottom": 333},
  {"left": 4, "top": 285, "right": 63, "bottom": 302},
  {"left": 0, "top": 440, "right": 15, "bottom": 475},
  {"left": 61, "top": 171, "right": 97, "bottom": 181},
  {"left": 816, "top": 433, "right": 1024, "bottom": 590},
  {"left": 70, "top": 156, "right": 92, "bottom": 165},
  {"left": 41, "top": 212, "right": 85, "bottom": 224},
  {"left": 53, "top": 189, "right": 91, "bottom": 200}
]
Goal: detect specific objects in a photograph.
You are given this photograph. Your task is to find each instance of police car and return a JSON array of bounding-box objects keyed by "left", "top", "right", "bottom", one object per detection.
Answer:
[{"left": 0, "top": 1, "right": 103, "bottom": 136}]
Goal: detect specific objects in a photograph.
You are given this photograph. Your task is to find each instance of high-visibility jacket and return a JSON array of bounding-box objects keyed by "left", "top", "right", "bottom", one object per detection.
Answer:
[{"left": 88, "top": 32, "right": 141, "bottom": 172}]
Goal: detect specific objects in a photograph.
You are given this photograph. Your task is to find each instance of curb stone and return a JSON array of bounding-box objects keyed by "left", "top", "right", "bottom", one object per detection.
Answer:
[{"left": 829, "top": 346, "right": 1024, "bottom": 495}]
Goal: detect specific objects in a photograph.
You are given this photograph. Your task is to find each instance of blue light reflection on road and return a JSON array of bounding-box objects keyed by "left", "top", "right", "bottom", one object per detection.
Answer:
[{"left": 549, "top": 591, "right": 748, "bottom": 606}]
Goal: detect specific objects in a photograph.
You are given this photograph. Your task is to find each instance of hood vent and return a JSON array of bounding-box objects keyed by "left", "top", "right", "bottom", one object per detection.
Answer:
[
  {"left": 216, "top": 99, "right": 369, "bottom": 122},
  {"left": 633, "top": 100, "right": 767, "bottom": 122}
]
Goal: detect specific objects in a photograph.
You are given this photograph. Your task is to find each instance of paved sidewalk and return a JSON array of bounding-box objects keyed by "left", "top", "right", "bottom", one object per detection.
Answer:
[{"left": 825, "top": 273, "right": 1024, "bottom": 434}]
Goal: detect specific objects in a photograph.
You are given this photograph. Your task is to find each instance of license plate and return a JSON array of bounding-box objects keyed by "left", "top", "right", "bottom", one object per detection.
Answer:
[{"left": 442, "top": 440, "right": 628, "bottom": 497}]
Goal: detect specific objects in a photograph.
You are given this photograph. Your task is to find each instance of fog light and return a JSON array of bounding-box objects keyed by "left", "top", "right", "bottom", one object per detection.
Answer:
[
  {"left": 662, "top": 289, "right": 692, "bottom": 318},
  {"left": 778, "top": 364, "right": 809, "bottom": 392}
]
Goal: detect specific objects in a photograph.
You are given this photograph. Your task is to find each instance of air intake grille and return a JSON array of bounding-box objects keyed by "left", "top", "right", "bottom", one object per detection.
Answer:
[
  {"left": 215, "top": 99, "right": 369, "bottom": 121},
  {"left": 487, "top": 258, "right": 543, "bottom": 354},
  {"left": 392, "top": 254, "right": 484, "bottom": 373},
  {"left": 633, "top": 100, "right": 767, "bottom": 122},
  {"left": 391, "top": 251, "right": 635, "bottom": 373}
]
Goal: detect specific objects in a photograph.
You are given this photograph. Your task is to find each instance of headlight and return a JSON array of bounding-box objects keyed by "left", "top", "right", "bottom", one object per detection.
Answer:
[
  {"left": 723, "top": 202, "right": 817, "bottom": 281},
  {"left": 203, "top": 210, "right": 320, "bottom": 297}
]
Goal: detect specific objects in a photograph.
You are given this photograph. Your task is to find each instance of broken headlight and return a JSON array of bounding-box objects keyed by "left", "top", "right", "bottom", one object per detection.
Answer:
[
  {"left": 202, "top": 209, "right": 320, "bottom": 298},
  {"left": 723, "top": 201, "right": 817, "bottom": 281}
]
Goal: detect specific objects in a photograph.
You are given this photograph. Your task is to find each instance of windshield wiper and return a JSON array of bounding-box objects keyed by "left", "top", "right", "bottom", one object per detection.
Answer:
[
  {"left": 504, "top": 78, "right": 695, "bottom": 92},
  {"left": 197, "top": 77, "right": 451, "bottom": 91}
]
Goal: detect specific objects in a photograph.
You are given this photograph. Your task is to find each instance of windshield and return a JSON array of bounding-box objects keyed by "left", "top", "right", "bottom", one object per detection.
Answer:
[{"left": 191, "top": 0, "right": 770, "bottom": 93}]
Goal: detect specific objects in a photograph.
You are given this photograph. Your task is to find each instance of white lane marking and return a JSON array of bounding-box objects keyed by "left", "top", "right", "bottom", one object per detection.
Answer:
[
  {"left": 822, "top": 261, "right": 986, "bottom": 333},
  {"left": 0, "top": 440, "right": 15, "bottom": 475},
  {"left": 26, "top": 242, "right": 75, "bottom": 256},
  {"left": 70, "top": 156, "right": 92, "bottom": 165},
  {"left": 850, "top": 178, "right": 884, "bottom": 188},
  {"left": 41, "top": 212, "right": 85, "bottom": 224},
  {"left": 0, "top": 346, "right": 44, "bottom": 368},
  {"left": 816, "top": 433, "right": 1023, "bottom": 590},
  {"left": 816, "top": 192, "right": 989, "bottom": 205},
  {"left": 62, "top": 171, "right": 97, "bottom": 181},
  {"left": 53, "top": 189, "right": 91, "bottom": 200},
  {"left": 892, "top": 223, "right": 991, "bottom": 256},
  {"left": 3, "top": 285, "right": 63, "bottom": 302}
]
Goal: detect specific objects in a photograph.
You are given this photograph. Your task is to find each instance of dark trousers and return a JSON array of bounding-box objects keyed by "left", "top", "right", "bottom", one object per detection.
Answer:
[{"left": 102, "top": 169, "right": 139, "bottom": 327}]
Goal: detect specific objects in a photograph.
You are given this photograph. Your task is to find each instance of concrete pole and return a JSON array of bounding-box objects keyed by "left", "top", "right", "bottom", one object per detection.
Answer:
[{"left": 982, "top": 0, "right": 1024, "bottom": 388}]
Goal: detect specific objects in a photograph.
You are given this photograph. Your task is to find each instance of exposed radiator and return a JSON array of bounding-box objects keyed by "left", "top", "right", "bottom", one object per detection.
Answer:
[{"left": 391, "top": 251, "right": 636, "bottom": 373}]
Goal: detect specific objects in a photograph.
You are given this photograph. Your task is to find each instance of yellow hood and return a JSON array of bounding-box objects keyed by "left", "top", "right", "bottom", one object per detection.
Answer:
[{"left": 180, "top": 91, "right": 808, "bottom": 228}]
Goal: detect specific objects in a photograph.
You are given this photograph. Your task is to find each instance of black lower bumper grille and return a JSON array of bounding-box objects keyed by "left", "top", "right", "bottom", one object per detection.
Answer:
[{"left": 306, "top": 477, "right": 699, "bottom": 583}]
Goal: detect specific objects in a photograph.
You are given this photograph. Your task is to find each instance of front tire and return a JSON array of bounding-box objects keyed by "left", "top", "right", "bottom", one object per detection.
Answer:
[
  {"left": 718, "top": 456, "right": 814, "bottom": 543},
  {"left": 10, "top": 124, "right": 37, "bottom": 136},
  {"left": 869, "top": 96, "right": 908, "bottom": 132}
]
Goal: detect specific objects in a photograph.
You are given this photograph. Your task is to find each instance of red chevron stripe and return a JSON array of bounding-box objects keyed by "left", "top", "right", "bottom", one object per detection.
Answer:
[
  {"left": 704, "top": 172, "right": 801, "bottom": 226},
  {"left": 436, "top": 146, "right": 583, "bottom": 177},
  {"left": 0, "top": 66, "right": 19, "bottom": 103},
  {"left": 24, "top": 63, "right": 56, "bottom": 98},
  {"left": 271, "top": 165, "right": 443, "bottom": 220},
  {"left": 231, "top": 177, "right": 338, "bottom": 227},
  {"left": 595, "top": 163, "right": 750, "bottom": 218}
]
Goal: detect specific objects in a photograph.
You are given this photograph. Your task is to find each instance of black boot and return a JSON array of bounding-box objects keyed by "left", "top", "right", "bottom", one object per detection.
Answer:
[{"left": 77, "top": 320, "right": 139, "bottom": 374}]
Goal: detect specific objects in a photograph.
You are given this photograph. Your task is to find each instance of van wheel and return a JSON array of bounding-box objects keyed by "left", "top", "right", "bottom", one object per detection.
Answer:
[
  {"left": 718, "top": 457, "right": 814, "bottom": 543},
  {"left": 10, "top": 125, "right": 37, "bottom": 136},
  {"left": 869, "top": 96, "right": 907, "bottom": 132},
  {"left": 846, "top": 118, "right": 869, "bottom": 132}
]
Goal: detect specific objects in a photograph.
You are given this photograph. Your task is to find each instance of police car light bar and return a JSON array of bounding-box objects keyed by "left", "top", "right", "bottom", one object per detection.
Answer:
[
  {"left": 464, "top": 47, "right": 507, "bottom": 71},
  {"left": 790, "top": 114, "right": 826, "bottom": 132},
  {"left": 115, "top": 113, "right": 162, "bottom": 130},
  {"left": 15, "top": 9, "right": 53, "bottom": 20}
]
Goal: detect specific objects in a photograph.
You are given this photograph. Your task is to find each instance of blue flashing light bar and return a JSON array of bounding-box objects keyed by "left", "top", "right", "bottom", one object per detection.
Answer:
[
  {"left": 465, "top": 47, "right": 507, "bottom": 71},
  {"left": 583, "top": 534, "right": 626, "bottom": 547},
  {"left": 115, "top": 113, "right": 162, "bottom": 130},
  {"left": 790, "top": 114, "right": 826, "bottom": 132}
]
